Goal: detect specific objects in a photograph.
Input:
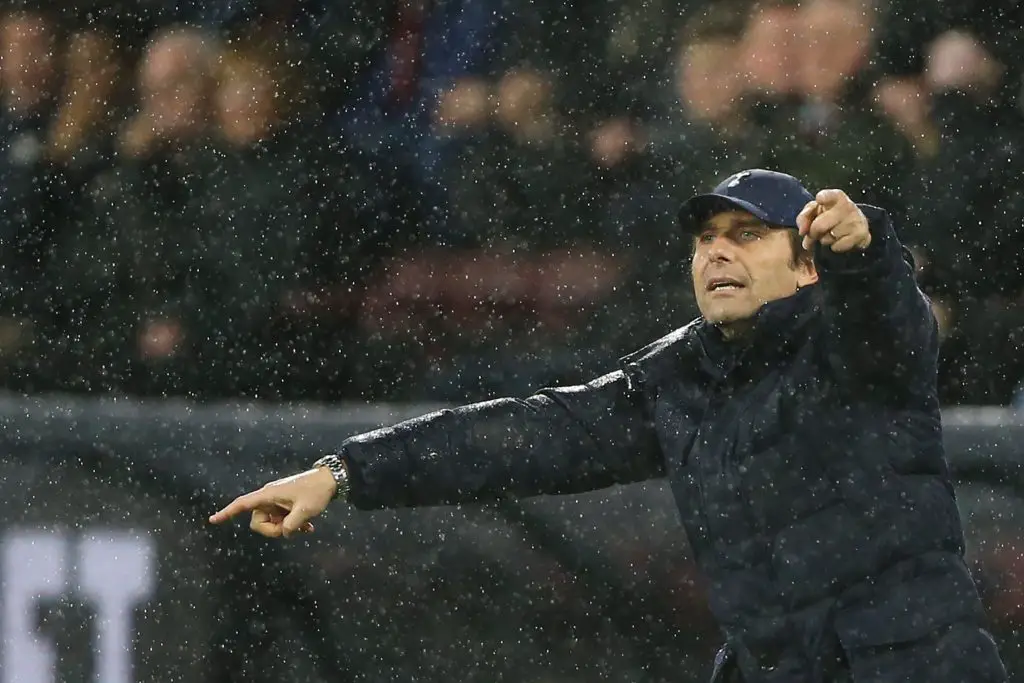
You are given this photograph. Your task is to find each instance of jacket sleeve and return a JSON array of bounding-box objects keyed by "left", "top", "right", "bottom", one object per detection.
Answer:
[
  {"left": 338, "top": 369, "right": 665, "bottom": 509},
  {"left": 814, "top": 204, "right": 939, "bottom": 390}
]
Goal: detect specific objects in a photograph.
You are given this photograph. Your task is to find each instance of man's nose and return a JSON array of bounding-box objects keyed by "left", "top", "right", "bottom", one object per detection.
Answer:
[{"left": 706, "top": 236, "right": 736, "bottom": 262}]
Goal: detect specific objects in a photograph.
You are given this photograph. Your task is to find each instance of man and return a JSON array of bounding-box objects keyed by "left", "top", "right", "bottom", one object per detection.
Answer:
[{"left": 210, "top": 170, "right": 1008, "bottom": 682}]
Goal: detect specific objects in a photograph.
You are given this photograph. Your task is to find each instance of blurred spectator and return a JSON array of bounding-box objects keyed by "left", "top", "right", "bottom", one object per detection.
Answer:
[
  {"left": 869, "top": 0, "right": 1024, "bottom": 404},
  {"left": 193, "top": 0, "right": 390, "bottom": 120},
  {"left": 47, "top": 28, "right": 126, "bottom": 174},
  {"left": 0, "top": 0, "right": 1013, "bottom": 406},
  {"left": 506, "top": 0, "right": 699, "bottom": 147},
  {"left": 873, "top": 0, "right": 1024, "bottom": 139},
  {"left": 642, "top": 1, "right": 762, "bottom": 201},
  {"left": 330, "top": 0, "right": 506, "bottom": 237},
  {"left": 121, "top": 25, "right": 221, "bottom": 387},
  {"left": 214, "top": 49, "right": 286, "bottom": 147},
  {"left": 740, "top": 0, "right": 800, "bottom": 102},
  {"left": 194, "top": 46, "right": 362, "bottom": 399},
  {"left": 47, "top": 25, "right": 223, "bottom": 394},
  {"left": 1, "top": 9, "right": 60, "bottom": 118},
  {"left": 0, "top": 8, "right": 69, "bottom": 372},
  {"left": 365, "top": 65, "right": 617, "bottom": 400},
  {"left": 753, "top": 0, "right": 913, "bottom": 222},
  {"left": 445, "top": 68, "right": 590, "bottom": 249},
  {"left": 118, "top": 25, "right": 218, "bottom": 159}
]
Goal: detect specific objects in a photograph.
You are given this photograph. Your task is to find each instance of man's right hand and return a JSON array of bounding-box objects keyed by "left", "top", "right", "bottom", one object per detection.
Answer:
[{"left": 208, "top": 467, "right": 338, "bottom": 538}]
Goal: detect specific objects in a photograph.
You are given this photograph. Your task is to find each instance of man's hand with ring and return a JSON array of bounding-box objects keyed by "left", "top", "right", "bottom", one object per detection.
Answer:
[{"left": 796, "top": 189, "right": 871, "bottom": 253}]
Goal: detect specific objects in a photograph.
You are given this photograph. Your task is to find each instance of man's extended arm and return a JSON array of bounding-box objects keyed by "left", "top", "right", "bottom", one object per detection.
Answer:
[
  {"left": 209, "top": 367, "right": 665, "bottom": 535},
  {"left": 339, "top": 369, "right": 665, "bottom": 509}
]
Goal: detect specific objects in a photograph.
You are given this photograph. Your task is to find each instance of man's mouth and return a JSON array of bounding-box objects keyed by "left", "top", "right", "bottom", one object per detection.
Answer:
[{"left": 706, "top": 277, "right": 746, "bottom": 292}]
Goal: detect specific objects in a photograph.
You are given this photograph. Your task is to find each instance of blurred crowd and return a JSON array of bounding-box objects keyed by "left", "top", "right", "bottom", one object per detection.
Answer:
[{"left": 0, "top": 0, "right": 1022, "bottom": 405}]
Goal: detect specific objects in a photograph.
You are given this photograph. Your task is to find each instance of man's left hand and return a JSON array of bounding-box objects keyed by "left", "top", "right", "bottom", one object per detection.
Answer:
[{"left": 797, "top": 190, "right": 871, "bottom": 253}]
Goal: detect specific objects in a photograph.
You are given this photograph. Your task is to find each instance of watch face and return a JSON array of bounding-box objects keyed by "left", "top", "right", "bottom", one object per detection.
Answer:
[{"left": 0, "top": 455, "right": 216, "bottom": 683}]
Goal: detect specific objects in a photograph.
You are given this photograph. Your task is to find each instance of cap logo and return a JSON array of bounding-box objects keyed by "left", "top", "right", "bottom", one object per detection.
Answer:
[{"left": 726, "top": 171, "right": 751, "bottom": 188}]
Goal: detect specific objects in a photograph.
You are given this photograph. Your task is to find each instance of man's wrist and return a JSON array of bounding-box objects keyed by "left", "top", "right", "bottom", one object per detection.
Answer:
[
  {"left": 815, "top": 205, "right": 892, "bottom": 274},
  {"left": 313, "top": 454, "right": 351, "bottom": 503}
]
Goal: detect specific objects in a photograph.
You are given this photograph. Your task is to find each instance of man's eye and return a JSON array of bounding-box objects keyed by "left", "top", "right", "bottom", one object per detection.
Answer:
[
  {"left": 699, "top": 233, "right": 716, "bottom": 243},
  {"left": 740, "top": 230, "right": 759, "bottom": 240}
]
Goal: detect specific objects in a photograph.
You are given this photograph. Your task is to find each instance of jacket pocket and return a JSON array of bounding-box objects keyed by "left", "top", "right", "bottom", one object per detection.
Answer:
[
  {"left": 833, "top": 554, "right": 984, "bottom": 651},
  {"left": 834, "top": 622, "right": 1005, "bottom": 683}
]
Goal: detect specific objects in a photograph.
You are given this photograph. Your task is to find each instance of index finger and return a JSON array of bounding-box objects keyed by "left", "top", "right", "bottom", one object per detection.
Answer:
[
  {"left": 208, "top": 489, "right": 273, "bottom": 525},
  {"left": 796, "top": 200, "right": 819, "bottom": 236},
  {"left": 813, "top": 189, "right": 848, "bottom": 208}
]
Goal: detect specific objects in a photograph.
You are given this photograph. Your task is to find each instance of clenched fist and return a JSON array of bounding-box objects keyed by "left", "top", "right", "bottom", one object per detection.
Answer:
[
  {"left": 797, "top": 189, "right": 871, "bottom": 253},
  {"left": 208, "top": 467, "right": 338, "bottom": 538}
]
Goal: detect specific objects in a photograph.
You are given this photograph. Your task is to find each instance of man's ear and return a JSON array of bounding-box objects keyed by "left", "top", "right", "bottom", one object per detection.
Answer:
[{"left": 797, "top": 261, "right": 818, "bottom": 287}]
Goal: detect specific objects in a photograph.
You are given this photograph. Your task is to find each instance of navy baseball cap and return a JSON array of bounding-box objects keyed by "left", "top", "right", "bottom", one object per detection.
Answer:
[{"left": 679, "top": 169, "right": 815, "bottom": 233}]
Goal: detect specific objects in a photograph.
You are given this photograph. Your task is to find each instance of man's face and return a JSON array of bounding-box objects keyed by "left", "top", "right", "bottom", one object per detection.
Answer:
[{"left": 691, "top": 210, "right": 818, "bottom": 326}]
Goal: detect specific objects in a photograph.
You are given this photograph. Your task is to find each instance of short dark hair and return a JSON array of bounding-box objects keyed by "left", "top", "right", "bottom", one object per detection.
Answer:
[{"left": 786, "top": 229, "right": 814, "bottom": 268}]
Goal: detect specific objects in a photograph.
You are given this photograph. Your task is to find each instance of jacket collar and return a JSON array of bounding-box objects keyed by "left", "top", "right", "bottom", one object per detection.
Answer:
[
  {"left": 694, "top": 285, "right": 820, "bottom": 380},
  {"left": 618, "top": 285, "right": 821, "bottom": 388}
]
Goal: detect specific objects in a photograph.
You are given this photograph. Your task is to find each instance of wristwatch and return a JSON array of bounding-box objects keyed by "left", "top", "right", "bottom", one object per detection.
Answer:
[{"left": 312, "top": 454, "right": 351, "bottom": 503}]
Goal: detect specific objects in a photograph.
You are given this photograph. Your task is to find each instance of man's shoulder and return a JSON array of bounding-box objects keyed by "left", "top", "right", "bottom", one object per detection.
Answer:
[{"left": 618, "top": 320, "right": 704, "bottom": 375}]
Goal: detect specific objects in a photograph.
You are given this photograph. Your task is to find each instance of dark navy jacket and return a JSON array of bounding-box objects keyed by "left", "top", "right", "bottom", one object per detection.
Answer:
[{"left": 338, "top": 207, "right": 1006, "bottom": 682}]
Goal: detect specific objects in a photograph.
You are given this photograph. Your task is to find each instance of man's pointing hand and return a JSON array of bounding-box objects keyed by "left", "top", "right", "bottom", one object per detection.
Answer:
[
  {"left": 208, "top": 467, "right": 338, "bottom": 538},
  {"left": 797, "top": 189, "right": 871, "bottom": 253}
]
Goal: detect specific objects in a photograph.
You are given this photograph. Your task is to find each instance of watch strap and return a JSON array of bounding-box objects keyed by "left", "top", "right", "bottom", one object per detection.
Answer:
[{"left": 312, "top": 454, "right": 350, "bottom": 503}]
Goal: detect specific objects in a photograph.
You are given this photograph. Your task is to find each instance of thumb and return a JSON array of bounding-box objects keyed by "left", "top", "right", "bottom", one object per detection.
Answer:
[{"left": 281, "top": 504, "right": 312, "bottom": 538}]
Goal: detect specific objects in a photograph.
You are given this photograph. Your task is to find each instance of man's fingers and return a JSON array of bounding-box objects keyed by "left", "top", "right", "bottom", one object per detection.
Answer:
[
  {"left": 814, "top": 189, "right": 848, "bottom": 208},
  {"left": 209, "top": 469, "right": 330, "bottom": 538},
  {"left": 243, "top": 507, "right": 313, "bottom": 538},
  {"left": 250, "top": 508, "right": 284, "bottom": 538},
  {"left": 796, "top": 200, "right": 819, "bottom": 236},
  {"left": 799, "top": 191, "right": 852, "bottom": 247},
  {"left": 800, "top": 206, "right": 843, "bottom": 250},
  {"left": 209, "top": 489, "right": 276, "bottom": 524},
  {"left": 808, "top": 209, "right": 843, "bottom": 241},
  {"left": 281, "top": 505, "right": 314, "bottom": 538},
  {"left": 819, "top": 219, "right": 853, "bottom": 246},
  {"left": 829, "top": 233, "right": 863, "bottom": 253},
  {"left": 249, "top": 523, "right": 283, "bottom": 538}
]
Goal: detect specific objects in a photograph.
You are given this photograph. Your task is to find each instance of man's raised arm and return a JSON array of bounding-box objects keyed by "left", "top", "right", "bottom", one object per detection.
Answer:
[
  {"left": 799, "top": 190, "right": 938, "bottom": 389},
  {"left": 209, "top": 368, "right": 664, "bottom": 536}
]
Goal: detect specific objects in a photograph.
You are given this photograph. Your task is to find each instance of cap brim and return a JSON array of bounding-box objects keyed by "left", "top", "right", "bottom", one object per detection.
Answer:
[{"left": 678, "top": 194, "right": 783, "bottom": 233}]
